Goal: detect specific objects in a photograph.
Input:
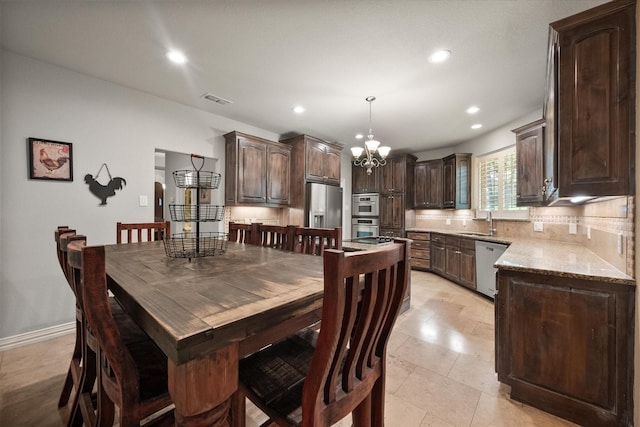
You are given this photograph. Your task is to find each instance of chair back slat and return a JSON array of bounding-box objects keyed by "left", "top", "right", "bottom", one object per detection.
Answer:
[
  {"left": 116, "top": 221, "right": 170, "bottom": 244},
  {"left": 294, "top": 227, "right": 342, "bottom": 256},
  {"left": 301, "top": 239, "right": 410, "bottom": 425},
  {"left": 257, "top": 224, "right": 297, "bottom": 250},
  {"left": 228, "top": 222, "right": 260, "bottom": 245}
]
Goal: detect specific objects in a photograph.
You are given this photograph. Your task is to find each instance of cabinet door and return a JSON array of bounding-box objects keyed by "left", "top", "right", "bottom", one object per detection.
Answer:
[
  {"left": 514, "top": 120, "right": 545, "bottom": 206},
  {"left": 266, "top": 145, "right": 291, "bottom": 205},
  {"left": 426, "top": 160, "right": 443, "bottom": 208},
  {"left": 381, "top": 157, "right": 405, "bottom": 194},
  {"left": 380, "top": 194, "right": 404, "bottom": 229},
  {"left": 555, "top": 2, "right": 634, "bottom": 197},
  {"left": 413, "top": 163, "right": 428, "bottom": 208},
  {"left": 305, "top": 141, "right": 326, "bottom": 182},
  {"left": 324, "top": 147, "right": 341, "bottom": 185},
  {"left": 431, "top": 242, "right": 446, "bottom": 275},
  {"left": 442, "top": 156, "right": 455, "bottom": 209},
  {"left": 459, "top": 249, "right": 476, "bottom": 289},
  {"left": 238, "top": 139, "right": 267, "bottom": 204},
  {"left": 352, "top": 165, "right": 379, "bottom": 193},
  {"left": 445, "top": 244, "right": 460, "bottom": 281},
  {"left": 455, "top": 154, "right": 471, "bottom": 209}
]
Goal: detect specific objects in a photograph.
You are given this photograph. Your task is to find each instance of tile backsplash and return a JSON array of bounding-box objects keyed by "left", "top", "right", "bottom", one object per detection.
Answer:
[{"left": 415, "top": 196, "right": 635, "bottom": 277}]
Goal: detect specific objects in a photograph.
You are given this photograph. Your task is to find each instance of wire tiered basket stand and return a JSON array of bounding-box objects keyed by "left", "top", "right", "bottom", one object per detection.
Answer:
[{"left": 164, "top": 154, "right": 227, "bottom": 260}]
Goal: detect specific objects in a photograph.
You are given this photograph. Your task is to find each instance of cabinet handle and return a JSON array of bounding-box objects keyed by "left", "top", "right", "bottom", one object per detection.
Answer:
[{"left": 516, "top": 194, "right": 521, "bottom": 198}]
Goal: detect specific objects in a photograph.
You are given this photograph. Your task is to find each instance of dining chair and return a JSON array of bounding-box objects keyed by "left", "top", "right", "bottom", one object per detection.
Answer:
[
  {"left": 55, "top": 227, "right": 83, "bottom": 408},
  {"left": 67, "top": 240, "right": 174, "bottom": 427},
  {"left": 57, "top": 231, "right": 101, "bottom": 427},
  {"left": 257, "top": 224, "right": 297, "bottom": 250},
  {"left": 293, "top": 227, "right": 342, "bottom": 255},
  {"left": 233, "top": 239, "right": 410, "bottom": 427},
  {"left": 228, "top": 221, "right": 260, "bottom": 245},
  {"left": 116, "top": 221, "right": 170, "bottom": 244}
]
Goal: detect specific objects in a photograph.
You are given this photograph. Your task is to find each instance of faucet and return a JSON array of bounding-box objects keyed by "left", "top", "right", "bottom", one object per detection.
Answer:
[{"left": 487, "top": 211, "right": 496, "bottom": 236}]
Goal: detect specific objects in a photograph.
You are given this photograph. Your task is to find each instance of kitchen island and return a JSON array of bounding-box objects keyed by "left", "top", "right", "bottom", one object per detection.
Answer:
[{"left": 405, "top": 228, "right": 635, "bottom": 426}]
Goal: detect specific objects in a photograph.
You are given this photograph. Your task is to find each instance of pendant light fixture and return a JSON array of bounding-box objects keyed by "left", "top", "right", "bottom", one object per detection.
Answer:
[{"left": 351, "top": 96, "right": 391, "bottom": 175}]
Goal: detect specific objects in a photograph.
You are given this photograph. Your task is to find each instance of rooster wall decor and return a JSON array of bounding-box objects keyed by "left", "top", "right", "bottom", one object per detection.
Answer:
[{"left": 85, "top": 163, "right": 126, "bottom": 206}]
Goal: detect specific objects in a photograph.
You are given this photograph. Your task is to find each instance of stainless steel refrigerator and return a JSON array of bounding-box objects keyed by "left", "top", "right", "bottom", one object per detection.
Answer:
[{"left": 305, "top": 183, "right": 343, "bottom": 228}]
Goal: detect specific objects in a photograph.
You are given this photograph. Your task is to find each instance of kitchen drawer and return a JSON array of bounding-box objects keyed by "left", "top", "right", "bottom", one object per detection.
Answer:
[
  {"left": 445, "top": 236, "right": 460, "bottom": 246},
  {"left": 411, "top": 258, "right": 431, "bottom": 270},
  {"left": 411, "top": 248, "right": 430, "bottom": 260},
  {"left": 412, "top": 240, "right": 430, "bottom": 250},
  {"left": 431, "top": 234, "right": 446, "bottom": 244},
  {"left": 460, "top": 238, "right": 475, "bottom": 250},
  {"left": 407, "top": 232, "right": 430, "bottom": 241}
]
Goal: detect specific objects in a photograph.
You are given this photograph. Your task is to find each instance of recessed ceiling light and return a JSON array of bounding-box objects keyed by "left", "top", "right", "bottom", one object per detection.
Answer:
[
  {"left": 166, "top": 50, "right": 187, "bottom": 64},
  {"left": 355, "top": 134, "right": 364, "bottom": 139},
  {"left": 466, "top": 106, "right": 480, "bottom": 114},
  {"left": 428, "top": 49, "right": 451, "bottom": 63},
  {"left": 293, "top": 105, "right": 305, "bottom": 114},
  {"left": 471, "top": 123, "right": 482, "bottom": 130}
]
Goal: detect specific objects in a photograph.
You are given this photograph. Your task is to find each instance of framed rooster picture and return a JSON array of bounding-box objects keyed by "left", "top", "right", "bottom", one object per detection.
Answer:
[{"left": 28, "top": 138, "right": 73, "bottom": 181}]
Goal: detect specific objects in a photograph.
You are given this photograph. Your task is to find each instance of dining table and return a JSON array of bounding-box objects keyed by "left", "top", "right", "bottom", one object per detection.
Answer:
[{"left": 105, "top": 240, "right": 326, "bottom": 426}]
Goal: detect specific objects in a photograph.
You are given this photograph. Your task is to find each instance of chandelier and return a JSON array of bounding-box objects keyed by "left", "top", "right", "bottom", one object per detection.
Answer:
[{"left": 351, "top": 96, "right": 391, "bottom": 175}]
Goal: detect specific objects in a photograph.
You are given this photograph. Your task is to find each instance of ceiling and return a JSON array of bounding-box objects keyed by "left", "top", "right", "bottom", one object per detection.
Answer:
[{"left": 1, "top": 0, "right": 608, "bottom": 154}]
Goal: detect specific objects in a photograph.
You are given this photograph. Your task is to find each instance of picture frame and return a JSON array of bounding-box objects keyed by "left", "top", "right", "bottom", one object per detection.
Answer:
[{"left": 28, "top": 138, "right": 73, "bottom": 181}]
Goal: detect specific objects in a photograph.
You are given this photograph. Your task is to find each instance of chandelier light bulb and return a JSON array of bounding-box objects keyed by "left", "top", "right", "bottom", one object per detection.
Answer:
[
  {"left": 378, "top": 146, "right": 391, "bottom": 158},
  {"left": 365, "top": 138, "right": 380, "bottom": 152},
  {"left": 351, "top": 146, "right": 364, "bottom": 158}
]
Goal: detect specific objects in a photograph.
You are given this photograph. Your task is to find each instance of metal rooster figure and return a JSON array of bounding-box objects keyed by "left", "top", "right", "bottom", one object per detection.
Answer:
[{"left": 85, "top": 163, "right": 126, "bottom": 205}]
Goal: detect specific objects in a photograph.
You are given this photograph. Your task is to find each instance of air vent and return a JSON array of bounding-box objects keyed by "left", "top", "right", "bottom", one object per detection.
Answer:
[{"left": 201, "top": 93, "right": 233, "bottom": 105}]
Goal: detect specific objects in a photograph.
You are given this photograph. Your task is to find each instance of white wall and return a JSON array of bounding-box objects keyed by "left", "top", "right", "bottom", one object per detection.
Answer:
[{"left": 0, "top": 50, "right": 280, "bottom": 338}]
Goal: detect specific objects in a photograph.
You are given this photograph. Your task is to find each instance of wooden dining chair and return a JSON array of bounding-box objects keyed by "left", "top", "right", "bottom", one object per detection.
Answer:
[
  {"left": 293, "top": 227, "right": 342, "bottom": 256},
  {"left": 234, "top": 239, "right": 410, "bottom": 427},
  {"left": 228, "top": 221, "right": 260, "bottom": 245},
  {"left": 55, "top": 227, "right": 84, "bottom": 409},
  {"left": 257, "top": 224, "right": 297, "bottom": 250},
  {"left": 67, "top": 240, "right": 174, "bottom": 427},
  {"left": 116, "top": 221, "right": 170, "bottom": 244}
]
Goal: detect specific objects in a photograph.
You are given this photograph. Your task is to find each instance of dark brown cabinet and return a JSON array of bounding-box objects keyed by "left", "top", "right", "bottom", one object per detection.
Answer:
[
  {"left": 407, "top": 231, "right": 430, "bottom": 271},
  {"left": 547, "top": 0, "right": 635, "bottom": 199},
  {"left": 430, "top": 234, "right": 446, "bottom": 275},
  {"left": 413, "top": 159, "right": 443, "bottom": 209},
  {"left": 281, "top": 134, "right": 342, "bottom": 211},
  {"left": 458, "top": 241, "right": 476, "bottom": 289},
  {"left": 225, "top": 131, "right": 291, "bottom": 207},
  {"left": 513, "top": 119, "right": 546, "bottom": 206},
  {"left": 379, "top": 154, "right": 416, "bottom": 237},
  {"left": 442, "top": 154, "right": 471, "bottom": 209},
  {"left": 496, "top": 268, "right": 634, "bottom": 426},
  {"left": 352, "top": 165, "right": 379, "bottom": 194}
]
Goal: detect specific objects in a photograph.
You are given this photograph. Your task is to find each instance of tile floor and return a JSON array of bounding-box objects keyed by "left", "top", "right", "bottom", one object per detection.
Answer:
[{"left": 0, "top": 271, "right": 578, "bottom": 426}]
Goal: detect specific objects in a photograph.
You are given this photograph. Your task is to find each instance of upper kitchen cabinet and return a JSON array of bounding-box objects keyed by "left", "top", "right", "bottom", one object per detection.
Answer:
[
  {"left": 380, "top": 154, "right": 416, "bottom": 195},
  {"left": 414, "top": 159, "right": 443, "bottom": 209},
  {"left": 352, "top": 165, "right": 380, "bottom": 194},
  {"left": 224, "top": 131, "right": 291, "bottom": 207},
  {"left": 513, "top": 119, "right": 547, "bottom": 206},
  {"left": 281, "top": 134, "right": 342, "bottom": 211},
  {"left": 442, "top": 154, "right": 471, "bottom": 209},
  {"left": 547, "top": 0, "right": 635, "bottom": 199}
]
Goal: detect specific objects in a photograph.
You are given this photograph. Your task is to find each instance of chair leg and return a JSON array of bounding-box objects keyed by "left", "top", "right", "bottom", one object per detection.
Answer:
[
  {"left": 230, "top": 390, "right": 246, "bottom": 427},
  {"left": 59, "top": 319, "right": 83, "bottom": 407},
  {"left": 68, "top": 344, "right": 97, "bottom": 427},
  {"left": 370, "top": 377, "right": 385, "bottom": 427},
  {"left": 352, "top": 394, "right": 372, "bottom": 427}
]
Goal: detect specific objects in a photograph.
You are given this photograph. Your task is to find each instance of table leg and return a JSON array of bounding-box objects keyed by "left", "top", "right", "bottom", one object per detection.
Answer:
[{"left": 168, "top": 343, "right": 239, "bottom": 427}]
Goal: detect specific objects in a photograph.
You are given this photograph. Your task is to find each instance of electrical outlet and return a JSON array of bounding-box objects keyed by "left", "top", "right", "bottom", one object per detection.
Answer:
[
  {"left": 139, "top": 195, "right": 148, "bottom": 206},
  {"left": 462, "top": 219, "right": 467, "bottom": 227},
  {"left": 569, "top": 223, "right": 577, "bottom": 235},
  {"left": 533, "top": 222, "right": 544, "bottom": 232},
  {"left": 617, "top": 233, "right": 623, "bottom": 254},
  {"left": 446, "top": 218, "right": 451, "bottom": 225},
  {"left": 587, "top": 226, "right": 591, "bottom": 239}
]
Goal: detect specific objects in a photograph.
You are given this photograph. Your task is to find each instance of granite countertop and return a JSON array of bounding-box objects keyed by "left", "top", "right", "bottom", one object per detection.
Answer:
[{"left": 404, "top": 228, "right": 635, "bottom": 286}]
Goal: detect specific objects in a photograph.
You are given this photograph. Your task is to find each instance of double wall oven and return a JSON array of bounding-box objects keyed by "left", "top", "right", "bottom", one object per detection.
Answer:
[{"left": 351, "top": 193, "right": 380, "bottom": 238}]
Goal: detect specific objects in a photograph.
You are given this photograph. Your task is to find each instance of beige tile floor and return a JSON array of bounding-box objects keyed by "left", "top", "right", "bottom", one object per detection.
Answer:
[{"left": 0, "top": 271, "right": 578, "bottom": 427}]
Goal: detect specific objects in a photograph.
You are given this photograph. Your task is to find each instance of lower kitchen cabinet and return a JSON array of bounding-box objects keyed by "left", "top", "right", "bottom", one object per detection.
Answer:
[
  {"left": 458, "top": 240, "right": 476, "bottom": 289},
  {"left": 407, "top": 232, "right": 430, "bottom": 270},
  {"left": 430, "top": 234, "right": 446, "bottom": 275},
  {"left": 496, "top": 269, "right": 634, "bottom": 426}
]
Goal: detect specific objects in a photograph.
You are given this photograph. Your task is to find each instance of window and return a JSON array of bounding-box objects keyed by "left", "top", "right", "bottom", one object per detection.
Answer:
[{"left": 478, "top": 146, "right": 528, "bottom": 219}]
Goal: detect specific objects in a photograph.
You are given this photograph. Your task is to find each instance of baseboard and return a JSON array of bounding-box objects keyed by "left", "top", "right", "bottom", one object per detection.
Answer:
[{"left": 0, "top": 322, "right": 75, "bottom": 352}]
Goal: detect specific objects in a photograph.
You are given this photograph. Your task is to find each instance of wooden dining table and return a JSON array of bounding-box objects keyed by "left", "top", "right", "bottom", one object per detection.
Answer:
[{"left": 105, "top": 240, "right": 326, "bottom": 426}]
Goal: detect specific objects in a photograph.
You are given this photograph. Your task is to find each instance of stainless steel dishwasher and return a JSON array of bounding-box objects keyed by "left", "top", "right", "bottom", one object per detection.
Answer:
[{"left": 475, "top": 240, "right": 508, "bottom": 299}]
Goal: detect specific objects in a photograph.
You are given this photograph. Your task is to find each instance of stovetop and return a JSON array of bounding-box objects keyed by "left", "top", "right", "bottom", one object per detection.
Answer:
[{"left": 347, "top": 236, "right": 394, "bottom": 245}]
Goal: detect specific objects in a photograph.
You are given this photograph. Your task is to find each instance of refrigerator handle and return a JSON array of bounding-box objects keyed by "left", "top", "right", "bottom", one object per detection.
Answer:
[{"left": 314, "top": 214, "right": 324, "bottom": 227}]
